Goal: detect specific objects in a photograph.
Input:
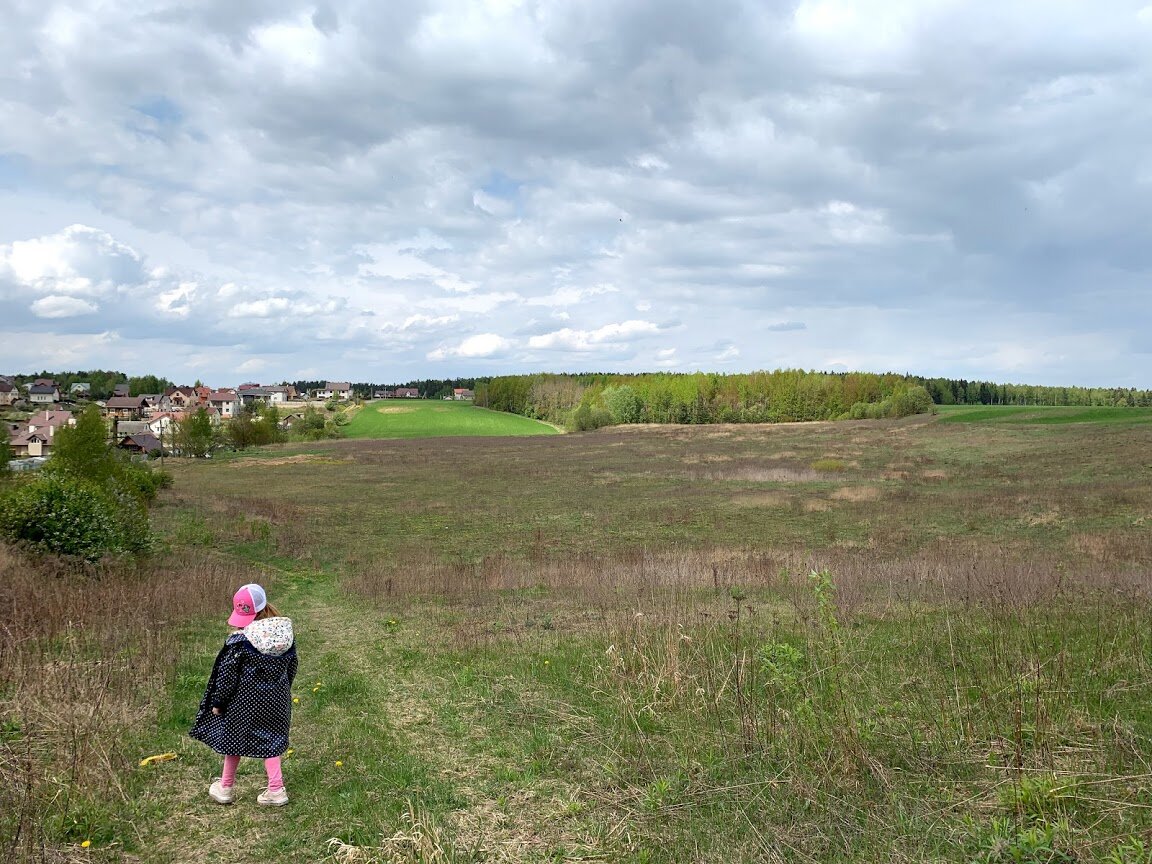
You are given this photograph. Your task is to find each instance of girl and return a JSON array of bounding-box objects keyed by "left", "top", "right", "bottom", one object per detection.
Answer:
[{"left": 190, "top": 583, "right": 298, "bottom": 806}]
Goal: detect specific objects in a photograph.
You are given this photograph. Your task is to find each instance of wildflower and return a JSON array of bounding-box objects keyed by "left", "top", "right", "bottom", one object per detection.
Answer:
[
  {"left": 81, "top": 840, "right": 91, "bottom": 848},
  {"left": 285, "top": 748, "right": 294, "bottom": 759},
  {"left": 543, "top": 660, "right": 551, "bottom": 666},
  {"left": 335, "top": 760, "right": 343, "bottom": 767},
  {"left": 293, "top": 697, "right": 299, "bottom": 703},
  {"left": 312, "top": 687, "right": 319, "bottom": 692}
]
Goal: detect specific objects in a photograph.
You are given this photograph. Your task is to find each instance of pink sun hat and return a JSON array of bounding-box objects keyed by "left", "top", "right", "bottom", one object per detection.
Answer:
[{"left": 228, "top": 583, "right": 267, "bottom": 627}]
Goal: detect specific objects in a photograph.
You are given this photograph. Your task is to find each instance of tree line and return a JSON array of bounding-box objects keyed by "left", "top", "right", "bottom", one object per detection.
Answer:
[
  {"left": 476, "top": 369, "right": 1152, "bottom": 430},
  {"left": 5, "top": 370, "right": 174, "bottom": 400},
  {"left": 285, "top": 378, "right": 485, "bottom": 400}
]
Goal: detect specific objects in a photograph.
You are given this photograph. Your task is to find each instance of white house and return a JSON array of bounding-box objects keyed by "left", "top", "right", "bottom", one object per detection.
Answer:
[{"left": 207, "top": 390, "right": 239, "bottom": 418}]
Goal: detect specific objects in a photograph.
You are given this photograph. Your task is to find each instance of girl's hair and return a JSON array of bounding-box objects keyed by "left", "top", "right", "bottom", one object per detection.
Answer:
[{"left": 254, "top": 601, "right": 281, "bottom": 620}]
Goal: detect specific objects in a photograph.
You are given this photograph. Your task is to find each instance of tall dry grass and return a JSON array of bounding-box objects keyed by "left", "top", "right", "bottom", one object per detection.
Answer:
[
  {"left": 0, "top": 544, "right": 255, "bottom": 862},
  {"left": 342, "top": 543, "right": 1152, "bottom": 858}
]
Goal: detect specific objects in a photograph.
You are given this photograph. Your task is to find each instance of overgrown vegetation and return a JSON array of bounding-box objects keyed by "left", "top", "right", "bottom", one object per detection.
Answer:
[
  {"left": 0, "top": 405, "right": 168, "bottom": 558},
  {"left": 478, "top": 371, "right": 939, "bottom": 429},
  {"left": 5, "top": 414, "right": 1151, "bottom": 861}
]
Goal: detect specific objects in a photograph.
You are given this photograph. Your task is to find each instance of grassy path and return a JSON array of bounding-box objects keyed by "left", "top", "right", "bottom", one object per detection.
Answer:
[{"left": 137, "top": 566, "right": 598, "bottom": 863}]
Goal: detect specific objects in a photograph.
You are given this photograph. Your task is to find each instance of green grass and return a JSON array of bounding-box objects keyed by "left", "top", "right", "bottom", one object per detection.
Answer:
[
  {"left": 9, "top": 414, "right": 1152, "bottom": 862},
  {"left": 342, "top": 399, "right": 561, "bottom": 439},
  {"left": 935, "top": 403, "right": 1152, "bottom": 424}
]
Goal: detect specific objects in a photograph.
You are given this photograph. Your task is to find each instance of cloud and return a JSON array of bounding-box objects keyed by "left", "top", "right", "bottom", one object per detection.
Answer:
[
  {"left": 766, "top": 321, "right": 806, "bottom": 332},
  {"left": 427, "top": 333, "right": 512, "bottom": 361},
  {"left": 528, "top": 320, "right": 661, "bottom": 351},
  {"left": 30, "top": 295, "right": 99, "bottom": 318},
  {"left": 0, "top": 1, "right": 1148, "bottom": 386}
]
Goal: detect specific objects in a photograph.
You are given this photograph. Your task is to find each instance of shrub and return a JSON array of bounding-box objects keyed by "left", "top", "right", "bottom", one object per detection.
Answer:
[
  {"left": 602, "top": 385, "right": 644, "bottom": 424},
  {"left": 891, "top": 385, "right": 935, "bottom": 418},
  {"left": 811, "top": 458, "right": 846, "bottom": 472},
  {"left": 570, "top": 403, "right": 615, "bottom": 431},
  {"left": 0, "top": 475, "right": 123, "bottom": 560}
]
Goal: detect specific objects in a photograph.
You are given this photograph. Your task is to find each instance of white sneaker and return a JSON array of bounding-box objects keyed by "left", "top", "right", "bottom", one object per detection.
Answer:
[
  {"left": 209, "top": 780, "right": 234, "bottom": 805},
  {"left": 257, "top": 787, "right": 289, "bottom": 806}
]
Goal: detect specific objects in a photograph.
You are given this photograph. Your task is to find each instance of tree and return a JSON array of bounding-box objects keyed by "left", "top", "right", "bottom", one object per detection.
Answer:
[
  {"left": 48, "top": 405, "right": 114, "bottom": 483},
  {"left": 175, "top": 408, "right": 216, "bottom": 458},
  {"left": 0, "top": 434, "right": 11, "bottom": 477},
  {"left": 127, "top": 374, "right": 173, "bottom": 396}
]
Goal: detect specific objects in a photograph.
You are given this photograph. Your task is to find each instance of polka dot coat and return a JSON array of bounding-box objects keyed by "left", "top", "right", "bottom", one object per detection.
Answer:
[{"left": 189, "top": 619, "right": 298, "bottom": 758}]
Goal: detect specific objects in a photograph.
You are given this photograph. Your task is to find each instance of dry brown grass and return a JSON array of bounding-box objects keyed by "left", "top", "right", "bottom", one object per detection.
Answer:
[{"left": 0, "top": 545, "right": 257, "bottom": 862}]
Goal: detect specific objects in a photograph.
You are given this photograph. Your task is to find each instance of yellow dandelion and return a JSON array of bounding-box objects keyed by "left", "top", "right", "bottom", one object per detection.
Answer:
[
  {"left": 335, "top": 760, "right": 343, "bottom": 767},
  {"left": 543, "top": 660, "right": 550, "bottom": 666},
  {"left": 293, "top": 697, "right": 299, "bottom": 704},
  {"left": 312, "top": 687, "right": 319, "bottom": 692},
  {"left": 285, "top": 748, "right": 294, "bottom": 759},
  {"left": 81, "top": 840, "right": 91, "bottom": 848}
]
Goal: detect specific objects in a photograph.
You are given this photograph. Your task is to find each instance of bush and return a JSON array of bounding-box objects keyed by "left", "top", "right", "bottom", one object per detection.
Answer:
[
  {"left": 602, "top": 385, "right": 643, "bottom": 424},
  {"left": 570, "top": 403, "right": 615, "bottom": 431},
  {"left": 0, "top": 475, "right": 129, "bottom": 560},
  {"left": 891, "top": 385, "right": 935, "bottom": 418}
]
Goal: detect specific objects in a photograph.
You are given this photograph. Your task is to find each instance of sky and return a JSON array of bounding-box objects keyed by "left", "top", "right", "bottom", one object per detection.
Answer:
[{"left": 1, "top": 0, "right": 1150, "bottom": 388}]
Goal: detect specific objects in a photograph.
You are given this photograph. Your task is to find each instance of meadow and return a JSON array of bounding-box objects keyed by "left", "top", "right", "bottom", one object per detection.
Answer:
[
  {"left": 342, "top": 399, "right": 561, "bottom": 439},
  {"left": 3, "top": 413, "right": 1152, "bottom": 863},
  {"left": 935, "top": 404, "right": 1152, "bottom": 425}
]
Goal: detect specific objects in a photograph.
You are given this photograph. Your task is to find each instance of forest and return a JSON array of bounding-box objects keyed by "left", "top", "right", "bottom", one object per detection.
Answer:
[{"left": 476, "top": 370, "right": 1152, "bottom": 429}]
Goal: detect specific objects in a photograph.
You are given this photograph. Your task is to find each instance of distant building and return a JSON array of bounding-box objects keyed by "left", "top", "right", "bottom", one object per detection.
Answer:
[
  {"left": 314, "top": 382, "right": 352, "bottom": 400},
  {"left": 452, "top": 388, "right": 475, "bottom": 400},
  {"left": 395, "top": 387, "right": 420, "bottom": 398},
  {"left": 27, "top": 382, "right": 61, "bottom": 405}
]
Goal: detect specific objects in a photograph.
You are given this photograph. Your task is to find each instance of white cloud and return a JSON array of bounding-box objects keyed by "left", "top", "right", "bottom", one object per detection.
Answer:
[
  {"left": 237, "top": 358, "right": 268, "bottom": 373},
  {"left": 427, "top": 333, "right": 512, "bottom": 360},
  {"left": 30, "top": 295, "right": 99, "bottom": 318},
  {"left": 529, "top": 320, "right": 660, "bottom": 351}
]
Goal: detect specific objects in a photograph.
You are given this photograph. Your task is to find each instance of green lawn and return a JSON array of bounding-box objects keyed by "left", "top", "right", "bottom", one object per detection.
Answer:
[
  {"left": 935, "top": 403, "right": 1152, "bottom": 424},
  {"left": 342, "top": 399, "right": 561, "bottom": 439}
]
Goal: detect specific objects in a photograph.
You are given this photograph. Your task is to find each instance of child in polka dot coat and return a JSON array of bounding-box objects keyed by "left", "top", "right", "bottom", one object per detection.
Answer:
[{"left": 190, "top": 583, "right": 298, "bottom": 806}]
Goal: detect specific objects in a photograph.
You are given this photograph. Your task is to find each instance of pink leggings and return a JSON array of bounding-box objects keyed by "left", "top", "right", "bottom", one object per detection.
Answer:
[{"left": 220, "top": 754, "right": 283, "bottom": 791}]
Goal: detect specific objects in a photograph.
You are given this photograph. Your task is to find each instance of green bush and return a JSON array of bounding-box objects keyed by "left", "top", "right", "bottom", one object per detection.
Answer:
[
  {"left": 0, "top": 474, "right": 128, "bottom": 560},
  {"left": 570, "top": 403, "right": 615, "bottom": 431}
]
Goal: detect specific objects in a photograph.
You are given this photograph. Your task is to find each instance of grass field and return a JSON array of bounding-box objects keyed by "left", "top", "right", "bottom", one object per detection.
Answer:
[
  {"left": 342, "top": 399, "right": 561, "bottom": 439},
  {"left": 4, "top": 415, "right": 1152, "bottom": 862},
  {"left": 936, "top": 403, "right": 1152, "bottom": 425}
]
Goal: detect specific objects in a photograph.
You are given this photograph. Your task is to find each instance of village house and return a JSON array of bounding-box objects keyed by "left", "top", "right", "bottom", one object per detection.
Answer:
[
  {"left": 238, "top": 387, "right": 269, "bottom": 406},
  {"left": 8, "top": 410, "right": 76, "bottom": 458},
  {"left": 452, "top": 388, "right": 475, "bottom": 400},
  {"left": 9, "top": 430, "right": 51, "bottom": 458},
  {"left": 27, "top": 381, "right": 61, "bottom": 405},
  {"left": 395, "top": 387, "right": 420, "bottom": 398},
  {"left": 279, "top": 412, "right": 306, "bottom": 431},
  {"left": 160, "top": 386, "right": 196, "bottom": 410},
  {"left": 0, "top": 380, "right": 16, "bottom": 406},
  {"left": 27, "top": 410, "right": 76, "bottom": 438},
  {"left": 112, "top": 383, "right": 131, "bottom": 398},
  {"left": 117, "top": 432, "right": 162, "bottom": 455},
  {"left": 313, "top": 382, "right": 352, "bottom": 400},
  {"left": 103, "top": 395, "right": 150, "bottom": 420},
  {"left": 207, "top": 390, "right": 239, "bottom": 418},
  {"left": 70, "top": 382, "right": 91, "bottom": 397}
]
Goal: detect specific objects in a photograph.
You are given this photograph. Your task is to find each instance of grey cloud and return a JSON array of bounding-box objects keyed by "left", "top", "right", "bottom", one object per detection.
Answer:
[{"left": 0, "top": 1, "right": 1149, "bottom": 385}]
